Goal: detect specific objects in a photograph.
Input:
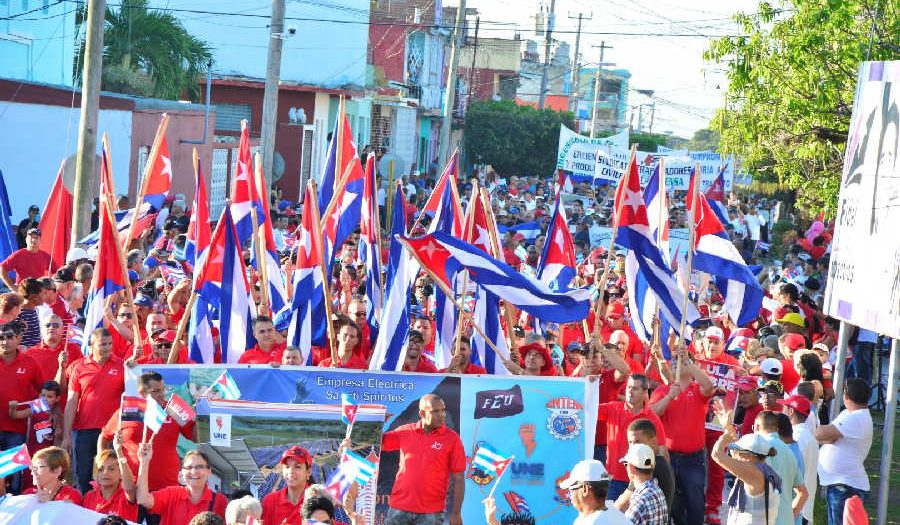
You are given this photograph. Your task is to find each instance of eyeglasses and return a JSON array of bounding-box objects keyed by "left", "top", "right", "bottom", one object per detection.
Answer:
[
  {"left": 30, "top": 464, "right": 50, "bottom": 472},
  {"left": 182, "top": 464, "right": 209, "bottom": 471},
  {"left": 0, "top": 331, "right": 17, "bottom": 340},
  {"left": 118, "top": 313, "right": 134, "bottom": 319}
]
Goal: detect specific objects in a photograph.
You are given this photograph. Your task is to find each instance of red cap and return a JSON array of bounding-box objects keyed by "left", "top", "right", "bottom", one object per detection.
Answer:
[
  {"left": 519, "top": 343, "right": 554, "bottom": 375},
  {"left": 776, "top": 394, "right": 812, "bottom": 416},
  {"left": 151, "top": 329, "right": 177, "bottom": 344},
  {"left": 782, "top": 333, "right": 806, "bottom": 351},
  {"left": 280, "top": 445, "right": 312, "bottom": 466},
  {"left": 512, "top": 233, "right": 526, "bottom": 243},
  {"left": 732, "top": 328, "right": 756, "bottom": 339},
  {"left": 737, "top": 375, "right": 760, "bottom": 392},
  {"left": 606, "top": 301, "right": 625, "bottom": 319}
]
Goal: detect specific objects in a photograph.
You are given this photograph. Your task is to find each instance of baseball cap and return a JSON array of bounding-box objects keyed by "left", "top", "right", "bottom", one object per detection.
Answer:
[
  {"left": 782, "top": 333, "right": 806, "bottom": 351},
  {"left": 52, "top": 267, "right": 75, "bottom": 284},
  {"left": 280, "top": 445, "right": 312, "bottom": 466},
  {"left": 133, "top": 293, "right": 154, "bottom": 308},
  {"left": 737, "top": 375, "right": 760, "bottom": 392},
  {"left": 558, "top": 459, "right": 610, "bottom": 489},
  {"left": 728, "top": 434, "right": 775, "bottom": 456},
  {"left": 705, "top": 326, "right": 724, "bottom": 341},
  {"left": 778, "top": 312, "right": 806, "bottom": 327},
  {"left": 26, "top": 227, "right": 41, "bottom": 236},
  {"left": 606, "top": 302, "right": 625, "bottom": 319},
  {"left": 619, "top": 443, "right": 656, "bottom": 469},
  {"left": 757, "top": 379, "right": 784, "bottom": 396},
  {"left": 150, "top": 329, "right": 176, "bottom": 344},
  {"left": 760, "top": 357, "right": 783, "bottom": 376},
  {"left": 776, "top": 394, "right": 812, "bottom": 416}
]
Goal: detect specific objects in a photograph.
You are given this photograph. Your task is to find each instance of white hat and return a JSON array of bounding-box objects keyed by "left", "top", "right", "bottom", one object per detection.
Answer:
[
  {"left": 760, "top": 357, "right": 783, "bottom": 375},
  {"left": 66, "top": 247, "right": 89, "bottom": 263},
  {"left": 705, "top": 326, "right": 724, "bottom": 340},
  {"left": 619, "top": 443, "right": 655, "bottom": 469},
  {"left": 728, "top": 434, "right": 775, "bottom": 456},
  {"left": 558, "top": 460, "right": 610, "bottom": 489}
]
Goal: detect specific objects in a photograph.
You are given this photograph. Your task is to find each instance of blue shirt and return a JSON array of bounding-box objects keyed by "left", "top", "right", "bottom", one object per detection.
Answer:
[{"left": 762, "top": 433, "right": 804, "bottom": 525}]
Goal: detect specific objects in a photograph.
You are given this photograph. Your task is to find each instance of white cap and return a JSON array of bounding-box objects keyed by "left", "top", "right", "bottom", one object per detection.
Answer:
[
  {"left": 619, "top": 443, "right": 656, "bottom": 469},
  {"left": 558, "top": 460, "right": 610, "bottom": 489},
  {"left": 705, "top": 326, "right": 724, "bottom": 340},
  {"left": 66, "top": 247, "right": 89, "bottom": 263},
  {"left": 728, "top": 434, "right": 775, "bottom": 456},
  {"left": 760, "top": 357, "right": 783, "bottom": 375}
]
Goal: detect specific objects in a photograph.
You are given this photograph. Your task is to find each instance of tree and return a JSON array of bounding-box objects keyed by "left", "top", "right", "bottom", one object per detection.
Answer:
[
  {"left": 464, "top": 100, "right": 575, "bottom": 177},
  {"left": 705, "top": 0, "right": 897, "bottom": 215},
  {"left": 75, "top": 0, "right": 212, "bottom": 101},
  {"left": 687, "top": 128, "right": 720, "bottom": 151}
]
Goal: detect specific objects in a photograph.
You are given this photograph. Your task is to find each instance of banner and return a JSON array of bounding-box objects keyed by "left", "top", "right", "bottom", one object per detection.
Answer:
[
  {"left": 595, "top": 150, "right": 734, "bottom": 191},
  {"left": 135, "top": 365, "right": 596, "bottom": 525},
  {"left": 824, "top": 60, "right": 900, "bottom": 339},
  {"left": 696, "top": 358, "right": 745, "bottom": 431},
  {"left": 0, "top": 496, "right": 136, "bottom": 525},
  {"left": 557, "top": 125, "right": 629, "bottom": 181}
]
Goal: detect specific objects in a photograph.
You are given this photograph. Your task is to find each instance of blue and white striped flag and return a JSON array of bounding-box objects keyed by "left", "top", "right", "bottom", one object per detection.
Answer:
[
  {"left": 472, "top": 442, "right": 513, "bottom": 476},
  {"left": 0, "top": 444, "right": 31, "bottom": 478},
  {"left": 143, "top": 397, "right": 167, "bottom": 433}
]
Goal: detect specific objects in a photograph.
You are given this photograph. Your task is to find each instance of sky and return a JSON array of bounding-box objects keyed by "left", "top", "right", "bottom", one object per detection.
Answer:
[{"left": 444, "top": 0, "right": 761, "bottom": 138}]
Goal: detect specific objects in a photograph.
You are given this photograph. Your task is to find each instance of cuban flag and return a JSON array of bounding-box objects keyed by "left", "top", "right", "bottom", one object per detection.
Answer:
[
  {"left": 143, "top": 397, "right": 167, "bottom": 433},
  {"left": 536, "top": 193, "right": 576, "bottom": 292},
  {"left": 83, "top": 146, "right": 127, "bottom": 353},
  {"left": 0, "top": 444, "right": 31, "bottom": 478},
  {"left": 401, "top": 233, "right": 592, "bottom": 323},
  {"left": 28, "top": 397, "right": 50, "bottom": 414},
  {"left": 420, "top": 150, "right": 464, "bottom": 234},
  {"left": 285, "top": 182, "right": 327, "bottom": 363},
  {"left": 369, "top": 237, "right": 418, "bottom": 371},
  {"left": 326, "top": 449, "right": 377, "bottom": 501},
  {"left": 185, "top": 152, "right": 211, "bottom": 269},
  {"left": 384, "top": 182, "right": 407, "bottom": 292},
  {"left": 428, "top": 177, "right": 465, "bottom": 370},
  {"left": 231, "top": 120, "right": 264, "bottom": 245},
  {"left": 191, "top": 207, "right": 253, "bottom": 363},
  {"left": 209, "top": 370, "right": 242, "bottom": 400},
  {"left": 465, "top": 194, "right": 510, "bottom": 375},
  {"left": 359, "top": 155, "right": 382, "bottom": 347},
  {"left": 497, "top": 221, "right": 542, "bottom": 243},
  {"left": 556, "top": 169, "right": 573, "bottom": 196},
  {"left": 614, "top": 155, "right": 698, "bottom": 342},
  {"left": 140, "top": 122, "right": 173, "bottom": 212},
  {"left": 320, "top": 113, "right": 365, "bottom": 274},
  {"left": 687, "top": 174, "right": 764, "bottom": 327},
  {"left": 251, "top": 164, "right": 289, "bottom": 316},
  {"left": 504, "top": 491, "right": 531, "bottom": 514},
  {"left": 341, "top": 393, "right": 358, "bottom": 426},
  {"left": 705, "top": 165, "right": 730, "bottom": 225},
  {"left": 79, "top": 205, "right": 156, "bottom": 247},
  {"left": 472, "top": 442, "right": 513, "bottom": 476}
]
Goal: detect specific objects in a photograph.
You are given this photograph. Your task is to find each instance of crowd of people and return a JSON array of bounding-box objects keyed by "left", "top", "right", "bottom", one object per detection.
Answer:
[{"left": 0, "top": 165, "right": 887, "bottom": 525}]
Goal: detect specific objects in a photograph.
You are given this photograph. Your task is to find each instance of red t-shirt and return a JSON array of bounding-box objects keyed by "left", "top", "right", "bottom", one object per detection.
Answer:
[
  {"left": 82, "top": 485, "right": 138, "bottom": 521},
  {"left": 318, "top": 355, "right": 368, "bottom": 370},
  {"left": 1, "top": 249, "right": 52, "bottom": 282},
  {"left": 381, "top": 422, "right": 467, "bottom": 513},
  {"left": 238, "top": 342, "right": 287, "bottom": 364},
  {"left": 101, "top": 407, "right": 196, "bottom": 491},
  {"left": 649, "top": 382, "right": 711, "bottom": 453},
  {"left": 108, "top": 325, "right": 149, "bottom": 361},
  {"left": 739, "top": 403, "right": 764, "bottom": 437},
  {"left": 597, "top": 402, "right": 668, "bottom": 482},
  {"left": 780, "top": 358, "right": 801, "bottom": 393},
  {"left": 403, "top": 358, "right": 438, "bottom": 373},
  {"left": 26, "top": 341, "right": 82, "bottom": 384},
  {"left": 261, "top": 487, "right": 305, "bottom": 525},
  {"left": 149, "top": 486, "right": 227, "bottom": 525},
  {"left": 439, "top": 362, "right": 488, "bottom": 375},
  {"left": 23, "top": 484, "right": 82, "bottom": 504},
  {"left": 67, "top": 355, "right": 125, "bottom": 430},
  {"left": 49, "top": 294, "right": 74, "bottom": 332},
  {"left": 0, "top": 352, "right": 43, "bottom": 433},
  {"left": 594, "top": 369, "right": 626, "bottom": 446}
]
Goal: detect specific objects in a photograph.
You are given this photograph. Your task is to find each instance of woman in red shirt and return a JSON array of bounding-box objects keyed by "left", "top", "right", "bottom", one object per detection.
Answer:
[
  {"left": 136, "top": 445, "right": 227, "bottom": 525},
  {"left": 82, "top": 441, "right": 138, "bottom": 521},
  {"left": 24, "top": 446, "right": 82, "bottom": 504}
]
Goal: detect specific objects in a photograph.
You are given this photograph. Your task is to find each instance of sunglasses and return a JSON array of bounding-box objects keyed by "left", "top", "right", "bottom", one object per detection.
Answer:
[
  {"left": 118, "top": 313, "right": 134, "bottom": 319},
  {"left": 0, "top": 331, "right": 17, "bottom": 340},
  {"left": 155, "top": 343, "right": 173, "bottom": 349}
]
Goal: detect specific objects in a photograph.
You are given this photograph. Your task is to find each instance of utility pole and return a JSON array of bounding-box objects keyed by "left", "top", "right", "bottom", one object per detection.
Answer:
[
  {"left": 72, "top": 0, "right": 106, "bottom": 243},
  {"left": 259, "top": 0, "right": 286, "bottom": 196},
  {"left": 648, "top": 101, "right": 656, "bottom": 134},
  {"left": 537, "top": 0, "right": 556, "bottom": 110},
  {"left": 466, "top": 16, "right": 480, "bottom": 107},
  {"left": 567, "top": 12, "right": 591, "bottom": 115},
  {"left": 439, "top": 0, "right": 466, "bottom": 166},
  {"left": 589, "top": 41, "right": 612, "bottom": 138}
]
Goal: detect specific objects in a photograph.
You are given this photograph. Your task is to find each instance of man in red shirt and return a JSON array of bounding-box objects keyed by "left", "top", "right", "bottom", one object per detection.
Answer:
[
  {"left": 776, "top": 333, "right": 805, "bottom": 393},
  {"left": 318, "top": 320, "right": 367, "bottom": 369},
  {"left": 0, "top": 320, "right": 42, "bottom": 493},
  {"left": 25, "top": 314, "right": 81, "bottom": 384},
  {"left": 0, "top": 228, "right": 53, "bottom": 288},
  {"left": 380, "top": 394, "right": 466, "bottom": 525},
  {"left": 61, "top": 327, "right": 125, "bottom": 494},
  {"left": 411, "top": 314, "right": 436, "bottom": 355},
  {"left": 735, "top": 376, "right": 763, "bottom": 437},
  {"left": 401, "top": 330, "right": 437, "bottom": 373},
  {"left": 347, "top": 299, "right": 372, "bottom": 360},
  {"left": 99, "top": 371, "right": 196, "bottom": 491},
  {"left": 239, "top": 316, "right": 286, "bottom": 364},
  {"left": 129, "top": 329, "right": 192, "bottom": 365},
  {"left": 440, "top": 337, "right": 487, "bottom": 375},
  {"left": 600, "top": 302, "right": 645, "bottom": 365},
  {"left": 649, "top": 350, "right": 715, "bottom": 525},
  {"left": 262, "top": 445, "right": 313, "bottom": 525},
  {"left": 570, "top": 341, "right": 631, "bottom": 463},
  {"left": 47, "top": 268, "right": 76, "bottom": 331}
]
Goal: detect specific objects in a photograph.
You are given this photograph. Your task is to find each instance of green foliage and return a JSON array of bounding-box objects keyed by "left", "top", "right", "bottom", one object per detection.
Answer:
[
  {"left": 464, "top": 100, "right": 575, "bottom": 177},
  {"left": 629, "top": 132, "right": 671, "bottom": 151},
  {"left": 687, "top": 128, "right": 720, "bottom": 151},
  {"left": 705, "top": 0, "right": 898, "bottom": 216},
  {"left": 75, "top": 0, "right": 212, "bottom": 101}
]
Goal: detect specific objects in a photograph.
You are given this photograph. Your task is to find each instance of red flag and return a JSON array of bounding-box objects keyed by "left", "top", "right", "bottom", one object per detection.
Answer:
[
  {"left": 164, "top": 393, "right": 196, "bottom": 427},
  {"left": 143, "top": 134, "right": 172, "bottom": 196},
  {"left": 38, "top": 161, "right": 72, "bottom": 272},
  {"left": 613, "top": 154, "right": 649, "bottom": 228},
  {"left": 120, "top": 395, "right": 147, "bottom": 423}
]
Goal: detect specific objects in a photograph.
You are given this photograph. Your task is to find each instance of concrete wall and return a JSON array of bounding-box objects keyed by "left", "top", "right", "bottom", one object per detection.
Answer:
[{"left": 0, "top": 1, "right": 77, "bottom": 86}]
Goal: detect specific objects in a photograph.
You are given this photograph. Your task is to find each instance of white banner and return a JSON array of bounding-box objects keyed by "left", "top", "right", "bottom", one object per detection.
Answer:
[
  {"left": 594, "top": 149, "right": 734, "bottom": 191},
  {"left": 0, "top": 495, "right": 138, "bottom": 524},
  {"left": 824, "top": 60, "right": 900, "bottom": 339},
  {"left": 557, "top": 125, "right": 629, "bottom": 180}
]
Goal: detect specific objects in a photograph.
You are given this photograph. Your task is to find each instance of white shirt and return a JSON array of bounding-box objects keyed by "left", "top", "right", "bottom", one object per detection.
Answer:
[
  {"left": 793, "top": 423, "right": 819, "bottom": 523},
  {"left": 574, "top": 508, "right": 629, "bottom": 525},
  {"left": 744, "top": 214, "right": 764, "bottom": 240},
  {"left": 818, "top": 408, "right": 873, "bottom": 490}
]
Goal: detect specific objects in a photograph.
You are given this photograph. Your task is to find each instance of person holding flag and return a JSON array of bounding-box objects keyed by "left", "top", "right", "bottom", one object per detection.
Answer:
[
  {"left": 0, "top": 318, "right": 42, "bottom": 493},
  {"left": 82, "top": 436, "right": 138, "bottom": 521},
  {"left": 136, "top": 446, "right": 228, "bottom": 524},
  {"left": 261, "top": 445, "right": 314, "bottom": 525}
]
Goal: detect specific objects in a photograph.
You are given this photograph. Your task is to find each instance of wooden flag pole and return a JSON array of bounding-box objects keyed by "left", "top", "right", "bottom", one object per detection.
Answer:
[
  {"left": 126, "top": 114, "right": 169, "bottom": 248},
  {"left": 166, "top": 291, "right": 197, "bottom": 364},
  {"left": 675, "top": 164, "right": 700, "bottom": 383},
  {"left": 385, "top": 159, "right": 395, "bottom": 231},
  {"left": 101, "top": 134, "right": 143, "bottom": 354},
  {"left": 453, "top": 181, "right": 479, "bottom": 357},
  {"left": 253, "top": 152, "right": 272, "bottom": 315},
  {"left": 309, "top": 180, "right": 340, "bottom": 363},
  {"left": 479, "top": 187, "right": 519, "bottom": 359}
]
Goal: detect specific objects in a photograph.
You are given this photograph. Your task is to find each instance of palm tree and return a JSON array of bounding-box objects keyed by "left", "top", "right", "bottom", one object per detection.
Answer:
[{"left": 75, "top": 0, "right": 212, "bottom": 101}]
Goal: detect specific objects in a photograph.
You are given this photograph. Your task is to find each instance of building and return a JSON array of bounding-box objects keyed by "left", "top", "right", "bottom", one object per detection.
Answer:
[
  {"left": 0, "top": 0, "right": 78, "bottom": 87},
  {"left": 516, "top": 39, "right": 571, "bottom": 105},
  {"left": 574, "top": 67, "right": 631, "bottom": 134},
  {"left": 457, "top": 36, "right": 521, "bottom": 108}
]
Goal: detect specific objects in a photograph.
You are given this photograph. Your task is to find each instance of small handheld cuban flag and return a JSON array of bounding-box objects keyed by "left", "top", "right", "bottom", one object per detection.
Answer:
[
  {"left": 208, "top": 370, "right": 242, "bottom": 400},
  {"left": 143, "top": 397, "right": 168, "bottom": 433},
  {"left": 341, "top": 393, "right": 358, "bottom": 426},
  {"left": 472, "top": 442, "right": 514, "bottom": 497},
  {"left": 325, "top": 448, "right": 378, "bottom": 501},
  {"left": 28, "top": 397, "right": 50, "bottom": 414},
  {"left": 0, "top": 444, "right": 31, "bottom": 478}
]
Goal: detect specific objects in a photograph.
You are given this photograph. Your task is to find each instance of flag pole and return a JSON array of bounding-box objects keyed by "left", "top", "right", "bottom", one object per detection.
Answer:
[
  {"left": 487, "top": 457, "right": 513, "bottom": 499},
  {"left": 675, "top": 165, "right": 700, "bottom": 383},
  {"left": 309, "top": 179, "right": 340, "bottom": 363},
  {"left": 651, "top": 157, "right": 666, "bottom": 357},
  {"left": 409, "top": 149, "right": 457, "bottom": 235},
  {"left": 369, "top": 154, "right": 386, "bottom": 320},
  {"left": 479, "top": 187, "right": 518, "bottom": 359},
  {"left": 126, "top": 114, "right": 169, "bottom": 248},
  {"left": 101, "top": 134, "right": 143, "bottom": 353},
  {"left": 453, "top": 181, "right": 479, "bottom": 357},
  {"left": 253, "top": 152, "right": 272, "bottom": 315}
]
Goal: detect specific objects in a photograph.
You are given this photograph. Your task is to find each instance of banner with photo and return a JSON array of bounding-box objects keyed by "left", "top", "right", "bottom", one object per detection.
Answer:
[
  {"left": 695, "top": 358, "right": 746, "bottom": 431},
  {"left": 134, "top": 366, "right": 597, "bottom": 525}
]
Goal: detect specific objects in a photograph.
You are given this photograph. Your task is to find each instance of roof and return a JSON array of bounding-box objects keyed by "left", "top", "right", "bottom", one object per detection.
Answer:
[{"left": 210, "top": 75, "right": 364, "bottom": 97}]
